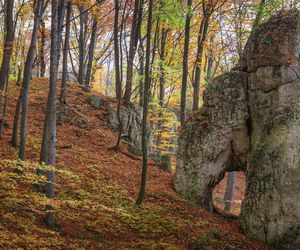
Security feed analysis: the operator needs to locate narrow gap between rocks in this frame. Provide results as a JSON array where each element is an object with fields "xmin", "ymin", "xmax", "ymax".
[{"xmin": 213, "ymin": 171, "xmax": 246, "ymax": 216}]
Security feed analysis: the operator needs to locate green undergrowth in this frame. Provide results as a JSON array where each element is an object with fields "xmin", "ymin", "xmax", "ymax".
[{"xmin": 0, "ymin": 160, "xmax": 188, "ymax": 249}]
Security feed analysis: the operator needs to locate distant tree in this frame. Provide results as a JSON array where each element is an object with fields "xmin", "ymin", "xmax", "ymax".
[{"xmin": 224, "ymin": 172, "xmax": 235, "ymax": 212}]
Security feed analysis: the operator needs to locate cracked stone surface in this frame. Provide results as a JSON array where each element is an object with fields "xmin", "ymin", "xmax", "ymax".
[
  {"xmin": 175, "ymin": 11, "xmax": 300, "ymax": 249},
  {"xmin": 108, "ymin": 103, "xmax": 153, "ymax": 155}
]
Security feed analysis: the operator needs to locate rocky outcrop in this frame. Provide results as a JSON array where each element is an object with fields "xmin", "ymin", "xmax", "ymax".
[
  {"xmin": 239, "ymin": 12, "xmax": 300, "ymax": 249},
  {"xmin": 108, "ymin": 104, "xmax": 153, "ymax": 155},
  {"xmin": 57, "ymin": 105, "xmax": 89, "ymax": 130},
  {"xmin": 175, "ymin": 72, "xmax": 250, "ymax": 210},
  {"xmin": 87, "ymin": 95, "xmax": 104, "ymax": 109},
  {"xmin": 175, "ymin": 11, "xmax": 300, "ymax": 249}
]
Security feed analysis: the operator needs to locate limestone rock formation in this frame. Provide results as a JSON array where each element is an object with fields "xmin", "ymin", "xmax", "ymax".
[
  {"xmin": 240, "ymin": 12, "xmax": 300, "ymax": 249},
  {"xmin": 87, "ymin": 95, "xmax": 104, "ymax": 109},
  {"xmin": 175, "ymin": 11, "xmax": 300, "ymax": 249},
  {"xmin": 108, "ymin": 104, "xmax": 153, "ymax": 155},
  {"xmin": 175, "ymin": 72, "xmax": 250, "ymax": 210}
]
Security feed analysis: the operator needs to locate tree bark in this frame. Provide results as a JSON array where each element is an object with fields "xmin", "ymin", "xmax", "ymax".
[
  {"xmin": 180, "ymin": 0, "xmax": 192, "ymax": 125},
  {"xmin": 156, "ymin": 27, "xmax": 168, "ymax": 148},
  {"xmin": 135, "ymin": 0, "xmax": 153, "ymax": 206},
  {"xmin": 18, "ymin": 0, "xmax": 45, "ymax": 160},
  {"xmin": 40, "ymin": 19, "xmax": 46, "ymax": 77},
  {"xmin": 224, "ymin": 171, "xmax": 235, "ymax": 212},
  {"xmin": 85, "ymin": 18, "xmax": 98, "ymax": 89},
  {"xmin": 192, "ymin": 13, "xmax": 209, "ymax": 111},
  {"xmin": 0, "ymin": 77, "xmax": 9, "ymax": 136},
  {"xmin": 159, "ymin": 28, "xmax": 168, "ymax": 108},
  {"xmin": 77, "ymin": 5, "xmax": 88, "ymax": 85},
  {"xmin": 0, "ymin": 0, "xmax": 15, "ymax": 129},
  {"xmin": 114, "ymin": 0, "xmax": 121, "ymax": 99},
  {"xmin": 12, "ymin": 94, "xmax": 22, "ymax": 147},
  {"xmin": 113, "ymin": 0, "xmax": 123, "ymax": 151},
  {"xmin": 40, "ymin": 0, "xmax": 61, "ymax": 229},
  {"xmin": 123, "ymin": 0, "xmax": 141, "ymax": 105},
  {"xmin": 138, "ymin": 36, "xmax": 144, "ymax": 107},
  {"xmin": 59, "ymin": 2, "xmax": 72, "ymax": 105},
  {"xmin": 0, "ymin": 0, "xmax": 15, "ymax": 93}
]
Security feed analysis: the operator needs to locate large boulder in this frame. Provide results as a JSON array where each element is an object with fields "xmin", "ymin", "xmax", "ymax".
[
  {"xmin": 108, "ymin": 103, "xmax": 153, "ymax": 155},
  {"xmin": 175, "ymin": 11, "xmax": 300, "ymax": 249}
]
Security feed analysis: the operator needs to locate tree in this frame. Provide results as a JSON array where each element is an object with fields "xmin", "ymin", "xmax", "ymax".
[
  {"xmin": 135, "ymin": 0, "xmax": 153, "ymax": 207},
  {"xmin": 123, "ymin": 0, "xmax": 142, "ymax": 105},
  {"xmin": 192, "ymin": 1, "xmax": 211, "ymax": 111},
  {"xmin": 60, "ymin": 1, "xmax": 72, "ymax": 105},
  {"xmin": 180, "ymin": 0, "xmax": 192, "ymax": 125},
  {"xmin": 40, "ymin": 0, "xmax": 61, "ymax": 228},
  {"xmin": 85, "ymin": 18, "xmax": 98, "ymax": 89},
  {"xmin": 113, "ymin": 0, "xmax": 123, "ymax": 152},
  {"xmin": 224, "ymin": 171, "xmax": 235, "ymax": 212},
  {"xmin": 39, "ymin": 19, "xmax": 46, "ymax": 77},
  {"xmin": 114, "ymin": 0, "xmax": 122, "ymax": 100},
  {"xmin": 0, "ymin": 0, "xmax": 15, "ymax": 135},
  {"xmin": 18, "ymin": 0, "xmax": 46, "ymax": 160}
]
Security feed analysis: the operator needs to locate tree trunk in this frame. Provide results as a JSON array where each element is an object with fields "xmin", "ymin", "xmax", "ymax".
[
  {"xmin": 123, "ymin": 0, "xmax": 141, "ymax": 105},
  {"xmin": 159, "ymin": 28, "xmax": 167, "ymax": 108},
  {"xmin": 114, "ymin": 0, "xmax": 121, "ymax": 99},
  {"xmin": 77, "ymin": 5, "xmax": 88, "ymax": 85},
  {"xmin": 85, "ymin": 18, "xmax": 98, "ymax": 89},
  {"xmin": 224, "ymin": 171, "xmax": 235, "ymax": 212},
  {"xmin": 59, "ymin": 2, "xmax": 72, "ymax": 105},
  {"xmin": 138, "ymin": 36, "xmax": 144, "ymax": 107},
  {"xmin": 135, "ymin": 0, "xmax": 153, "ymax": 206},
  {"xmin": 18, "ymin": 0, "xmax": 44, "ymax": 160},
  {"xmin": 180, "ymin": 0, "xmax": 192, "ymax": 125},
  {"xmin": 192, "ymin": 14, "xmax": 209, "ymax": 111},
  {"xmin": 12, "ymin": 94, "xmax": 22, "ymax": 147},
  {"xmin": 113, "ymin": 0, "xmax": 123, "ymax": 151},
  {"xmin": 0, "ymin": 0, "xmax": 15, "ymax": 95},
  {"xmin": 40, "ymin": 0, "xmax": 61, "ymax": 228},
  {"xmin": 40, "ymin": 19, "xmax": 46, "ymax": 77},
  {"xmin": 0, "ymin": 78, "xmax": 9, "ymax": 136},
  {"xmin": 156, "ymin": 27, "xmax": 168, "ymax": 148}
]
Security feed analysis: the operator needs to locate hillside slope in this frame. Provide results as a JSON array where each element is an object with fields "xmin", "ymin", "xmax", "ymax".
[{"xmin": 0, "ymin": 79, "xmax": 270, "ymax": 249}]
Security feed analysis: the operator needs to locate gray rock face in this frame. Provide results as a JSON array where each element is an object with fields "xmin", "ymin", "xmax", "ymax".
[
  {"xmin": 174, "ymin": 72, "xmax": 250, "ymax": 210},
  {"xmin": 240, "ymin": 12, "xmax": 300, "ymax": 249},
  {"xmin": 152, "ymin": 152, "xmax": 172, "ymax": 172},
  {"xmin": 175, "ymin": 12, "xmax": 300, "ymax": 249},
  {"xmin": 87, "ymin": 95, "xmax": 104, "ymax": 109},
  {"xmin": 107, "ymin": 104, "xmax": 153, "ymax": 155}
]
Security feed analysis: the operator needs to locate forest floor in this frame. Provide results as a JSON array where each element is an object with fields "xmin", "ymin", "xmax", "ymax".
[{"xmin": 0, "ymin": 79, "xmax": 270, "ymax": 249}]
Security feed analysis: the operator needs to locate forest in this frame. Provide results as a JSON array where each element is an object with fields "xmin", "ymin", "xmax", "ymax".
[{"xmin": 0, "ymin": 0, "xmax": 300, "ymax": 249}]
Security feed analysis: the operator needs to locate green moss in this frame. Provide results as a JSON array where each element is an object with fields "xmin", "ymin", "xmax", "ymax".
[
  {"xmin": 195, "ymin": 230, "xmax": 221, "ymax": 249},
  {"xmin": 195, "ymin": 220, "xmax": 209, "ymax": 227}
]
